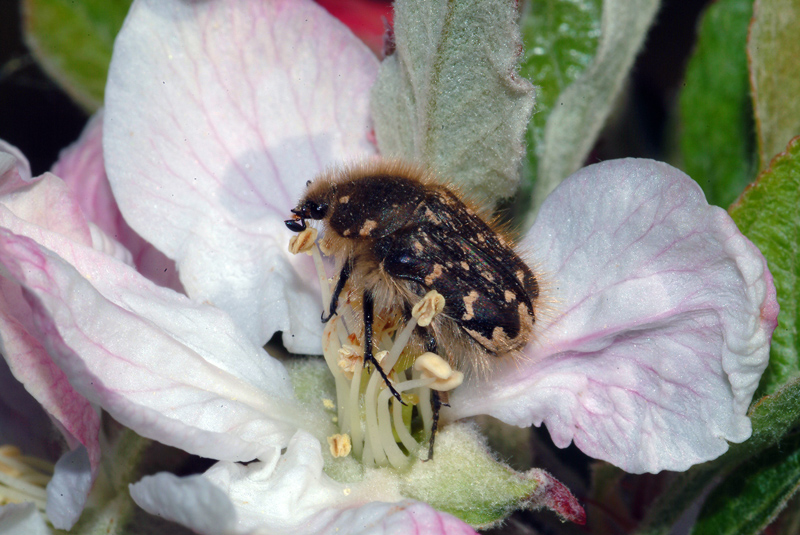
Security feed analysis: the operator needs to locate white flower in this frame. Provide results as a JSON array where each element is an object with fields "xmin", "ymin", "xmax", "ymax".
[{"xmin": 0, "ymin": 0, "xmax": 777, "ymax": 532}]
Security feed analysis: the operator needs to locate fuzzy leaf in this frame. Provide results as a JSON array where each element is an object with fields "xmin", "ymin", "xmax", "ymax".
[
  {"xmin": 729, "ymin": 137, "xmax": 800, "ymax": 395},
  {"xmin": 370, "ymin": 0, "xmax": 535, "ymax": 206},
  {"xmin": 748, "ymin": 0, "xmax": 800, "ymax": 169},
  {"xmin": 22, "ymin": 0, "xmax": 131, "ymax": 111},
  {"xmin": 691, "ymin": 433, "xmax": 800, "ymax": 535},
  {"xmin": 515, "ymin": 0, "xmax": 601, "ymax": 217},
  {"xmin": 678, "ymin": 0, "xmax": 756, "ymax": 208},
  {"xmin": 529, "ymin": 0, "xmax": 659, "ymax": 217}
]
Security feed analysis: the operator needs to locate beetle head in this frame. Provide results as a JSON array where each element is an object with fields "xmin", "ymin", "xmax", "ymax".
[{"xmin": 284, "ymin": 198, "xmax": 329, "ymax": 232}]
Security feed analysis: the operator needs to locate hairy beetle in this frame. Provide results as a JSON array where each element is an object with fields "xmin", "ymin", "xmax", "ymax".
[
  {"xmin": 285, "ymin": 160, "xmax": 540, "ymax": 455},
  {"xmin": 286, "ymin": 160, "xmax": 539, "ymax": 371}
]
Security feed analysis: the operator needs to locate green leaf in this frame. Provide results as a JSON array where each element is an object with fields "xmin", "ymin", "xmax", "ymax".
[
  {"xmin": 742, "ymin": 378, "xmax": 800, "ymax": 455},
  {"xmin": 677, "ymin": 0, "xmax": 756, "ymax": 208},
  {"xmin": 526, "ymin": 0, "xmax": 659, "ymax": 221},
  {"xmin": 691, "ymin": 433, "xmax": 800, "ymax": 535},
  {"xmin": 729, "ymin": 137, "xmax": 800, "ymax": 395},
  {"xmin": 514, "ymin": 0, "xmax": 602, "ymax": 222},
  {"xmin": 748, "ymin": 0, "xmax": 800, "ymax": 169},
  {"xmin": 22, "ymin": 0, "xmax": 132, "ymax": 111},
  {"xmin": 370, "ymin": 0, "xmax": 535, "ymax": 207}
]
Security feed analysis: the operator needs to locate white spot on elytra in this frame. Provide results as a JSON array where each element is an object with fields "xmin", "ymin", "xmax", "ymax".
[
  {"xmin": 462, "ymin": 290, "xmax": 479, "ymax": 321},
  {"xmin": 359, "ymin": 220, "xmax": 378, "ymax": 236},
  {"xmin": 425, "ymin": 264, "xmax": 445, "ymax": 285}
]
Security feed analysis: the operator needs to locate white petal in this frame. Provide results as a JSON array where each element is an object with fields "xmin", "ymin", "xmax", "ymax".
[
  {"xmin": 104, "ymin": 0, "xmax": 378, "ymax": 351},
  {"xmin": 46, "ymin": 446, "xmax": 92, "ymax": 529},
  {"xmin": 451, "ymin": 159, "xmax": 777, "ymax": 473},
  {"xmin": 129, "ymin": 472, "xmax": 237, "ymax": 534},
  {"xmin": 52, "ymin": 113, "xmax": 180, "ymax": 290},
  {"xmin": 0, "ymin": 503, "xmax": 51, "ymax": 535},
  {"xmin": 0, "ymin": 229, "xmax": 319, "ymax": 461},
  {"xmin": 131, "ymin": 430, "xmax": 476, "ymax": 535}
]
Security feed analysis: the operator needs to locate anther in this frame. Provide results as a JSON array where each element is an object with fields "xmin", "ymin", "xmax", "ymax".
[
  {"xmin": 337, "ymin": 345, "xmax": 362, "ymax": 379},
  {"xmin": 412, "ymin": 291, "xmax": 445, "ymax": 327},
  {"xmin": 288, "ymin": 227, "xmax": 318, "ymax": 255},
  {"xmin": 413, "ymin": 352, "xmax": 464, "ymax": 391},
  {"xmin": 327, "ymin": 434, "xmax": 352, "ymax": 458}
]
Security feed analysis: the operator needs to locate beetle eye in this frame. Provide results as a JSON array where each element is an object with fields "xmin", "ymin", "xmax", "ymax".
[{"xmin": 308, "ymin": 202, "xmax": 328, "ymax": 219}]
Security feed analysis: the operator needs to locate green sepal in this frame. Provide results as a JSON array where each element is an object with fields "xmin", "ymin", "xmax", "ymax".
[
  {"xmin": 748, "ymin": 0, "xmax": 800, "ymax": 169},
  {"xmin": 401, "ymin": 422, "xmax": 581, "ymax": 527},
  {"xmin": 371, "ymin": 0, "xmax": 535, "ymax": 207},
  {"xmin": 22, "ymin": 0, "xmax": 132, "ymax": 111},
  {"xmin": 54, "ymin": 428, "xmax": 150, "ymax": 535}
]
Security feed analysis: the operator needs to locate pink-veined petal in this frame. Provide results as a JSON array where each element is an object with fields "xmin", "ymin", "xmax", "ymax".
[
  {"xmin": 104, "ymin": 0, "xmax": 379, "ymax": 353},
  {"xmin": 52, "ymin": 113, "xmax": 182, "ymax": 290},
  {"xmin": 130, "ymin": 430, "xmax": 477, "ymax": 535},
  {"xmin": 450, "ymin": 159, "xmax": 777, "ymax": 473},
  {"xmin": 0, "ymin": 228, "xmax": 322, "ymax": 461},
  {"xmin": 0, "ymin": 164, "xmax": 101, "ymax": 528}
]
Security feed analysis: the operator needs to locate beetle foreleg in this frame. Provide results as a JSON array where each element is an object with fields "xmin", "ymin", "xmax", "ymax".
[{"xmin": 321, "ymin": 261, "xmax": 351, "ymax": 323}]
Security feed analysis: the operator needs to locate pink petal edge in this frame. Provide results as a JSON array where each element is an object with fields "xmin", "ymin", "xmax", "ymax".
[
  {"xmin": 451, "ymin": 159, "xmax": 777, "ymax": 474},
  {"xmin": 0, "ymin": 228, "xmax": 315, "ymax": 462}
]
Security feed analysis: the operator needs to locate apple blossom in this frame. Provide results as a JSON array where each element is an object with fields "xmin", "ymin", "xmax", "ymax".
[{"xmin": 0, "ymin": 0, "xmax": 778, "ymax": 532}]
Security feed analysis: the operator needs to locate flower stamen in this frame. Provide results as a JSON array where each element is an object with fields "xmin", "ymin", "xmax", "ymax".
[
  {"xmin": 290, "ymin": 235, "xmax": 459, "ymax": 470},
  {"xmin": 0, "ymin": 445, "xmax": 53, "ymax": 512},
  {"xmin": 414, "ymin": 352, "xmax": 464, "ymax": 391}
]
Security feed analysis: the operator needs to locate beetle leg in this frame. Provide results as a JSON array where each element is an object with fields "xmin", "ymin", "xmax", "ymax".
[
  {"xmin": 321, "ymin": 261, "xmax": 351, "ymax": 323},
  {"xmin": 422, "ymin": 335, "xmax": 445, "ymax": 461},
  {"xmin": 362, "ymin": 290, "xmax": 405, "ymax": 404},
  {"xmin": 424, "ymin": 390, "xmax": 448, "ymax": 461}
]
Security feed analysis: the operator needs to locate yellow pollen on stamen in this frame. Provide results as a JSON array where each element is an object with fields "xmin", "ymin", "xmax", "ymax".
[
  {"xmin": 413, "ymin": 352, "xmax": 464, "ymax": 391},
  {"xmin": 412, "ymin": 290, "xmax": 445, "ymax": 327},
  {"xmin": 337, "ymin": 345, "xmax": 363, "ymax": 379},
  {"xmin": 0, "ymin": 444, "xmax": 53, "ymax": 512},
  {"xmin": 327, "ymin": 434, "xmax": 352, "ymax": 457},
  {"xmin": 303, "ymin": 230, "xmax": 462, "ymax": 470},
  {"xmin": 288, "ymin": 227, "xmax": 318, "ymax": 255}
]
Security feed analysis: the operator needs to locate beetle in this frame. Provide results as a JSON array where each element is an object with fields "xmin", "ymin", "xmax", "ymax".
[{"xmin": 285, "ymin": 160, "xmax": 540, "ymax": 454}]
